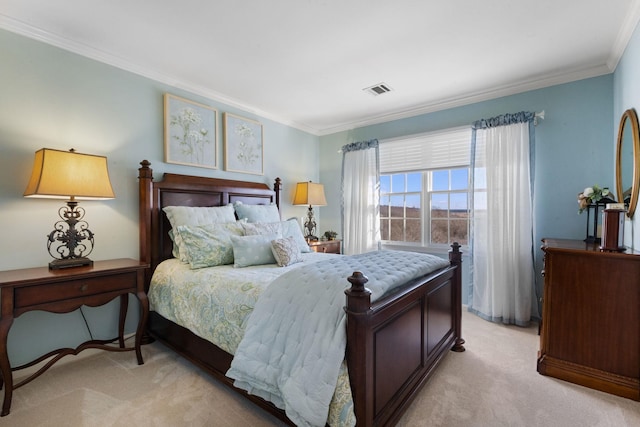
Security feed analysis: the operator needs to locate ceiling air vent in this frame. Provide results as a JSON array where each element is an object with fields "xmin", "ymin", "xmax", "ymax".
[{"xmin": 363, "ymin": 83, "xmax": 392, "ymax": 96}]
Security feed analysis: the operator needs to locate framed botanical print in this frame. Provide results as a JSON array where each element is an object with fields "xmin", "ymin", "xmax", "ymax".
[
  {"xmin": 164, "ymin": 93, "xmax": 218, "ymax": 169},
  {"xmin": 223, "ymin": 112, "xmax": 264, "ymax": 175}
]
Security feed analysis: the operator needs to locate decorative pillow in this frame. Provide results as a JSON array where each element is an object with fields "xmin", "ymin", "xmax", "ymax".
[
  {"xmin": 168, "ymin": 229, "xmax": 178, "ymax": 257},
  {"xmin": 233, "ymin": 201, "xmax": 280, "ymax": 223},
  {"xmin": 174, "ymin": 222, "xmax": 244, "ymax": 269},
  {"xmin": 242, "ymin": 219, "xmax": 309, "ymax": 253},
  {"xmin": 242, "ymin": 221, "xmax": 283, "ymax": 237},
  {"xmin": 163, "ymin": 205, "xmax": 236, "ymax": 261},
  {"xmin": 230, "ymin": 234, "xmax": 279, "ymax": 268},
  {"xmin": 271, "ymin": 236, "xmax": 304, "ymax": 267},
  {"xmin": 281, "ymin": 218, "xmax": 311, "ymax": 253}
]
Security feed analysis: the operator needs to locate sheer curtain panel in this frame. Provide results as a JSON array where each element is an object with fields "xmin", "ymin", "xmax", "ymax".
[
  {"xmin": 341, "ymin": 139, "xmax": 380, "ymax": 255},
  {"xmin": 470, "ymin": 112, "xmax": 536, "ymax": 326}
]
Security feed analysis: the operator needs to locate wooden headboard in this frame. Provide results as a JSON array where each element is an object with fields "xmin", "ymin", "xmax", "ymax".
[{"xmin": 138, "ymin": 160, "xmax": 281, "ymax": 290}]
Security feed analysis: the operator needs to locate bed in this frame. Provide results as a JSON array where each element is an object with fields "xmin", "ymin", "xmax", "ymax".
[{"xmin": 137, "ymin": 160, "xmax": 465, "ymax": 426}]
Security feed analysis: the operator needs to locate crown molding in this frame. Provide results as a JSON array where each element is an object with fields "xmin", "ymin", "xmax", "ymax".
[
  {"xmin": 0, "ymin": 13, "xmax": 626, "ymax": 138},
  {"xmin": 0, "ymin": 14, "xmax": 319, "ymax": 135},
  {"xmin": 607, "ymin": 0, "xmax": 640, "ymax": 70},
  {"xmin": 317, "ymin": 64, "xmax": 613, "ymax": 136}
]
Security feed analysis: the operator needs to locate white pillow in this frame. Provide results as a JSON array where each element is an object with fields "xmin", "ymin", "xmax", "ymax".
[
  {"xmin": 163, "ymin": 204, "xmax": 236, "ymax": 261},
  {"xmin": 242, "ymin": 219, "xmax": 309, "ymax": 253},
  {"xmin": 281, "ymin": 218, "xmax": 311, "ymax": 253},
  {"xmin": 233, "ymin": 201, "xmax": 280, "ymax": 223},
  {"xmin": 242, "ymin": 221, "xmax": 283, "ymax": 237}
]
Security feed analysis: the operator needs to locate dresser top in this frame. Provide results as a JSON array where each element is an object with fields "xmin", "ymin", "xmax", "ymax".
[{"xmin": 541, "ymin": 238, "xmax": 640, "ymax": 256}]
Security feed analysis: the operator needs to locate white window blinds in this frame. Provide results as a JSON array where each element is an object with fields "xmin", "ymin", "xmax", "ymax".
[{"xmin": 379, "ymin": 126, "xmax": 471, "ymax": 173}]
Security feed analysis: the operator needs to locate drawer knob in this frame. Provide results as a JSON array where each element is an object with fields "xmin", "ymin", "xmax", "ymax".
[{"xmin": 80, "ymin": 284, "xmax": 88, "ymax": 292}]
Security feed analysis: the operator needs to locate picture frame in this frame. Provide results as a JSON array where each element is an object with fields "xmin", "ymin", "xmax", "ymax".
[
  {"xmin": 164, "ymin": 93, "xmax": 218, "ymax": 169},
  {"xmin": 223, "ymin": 112, "xmax": 264, "ymax": 175}
]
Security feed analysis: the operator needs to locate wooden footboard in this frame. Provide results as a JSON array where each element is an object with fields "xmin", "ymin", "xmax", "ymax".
[
  {"xmin": 345, "ymin": 243, "xmax": 464, "ymax": 426},
  {"xmin": 138, "ymin": 161, "xmax": 464, "ymax": 427}
]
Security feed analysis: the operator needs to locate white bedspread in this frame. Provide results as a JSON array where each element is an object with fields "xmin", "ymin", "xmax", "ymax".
[{"xmin": 226, "ymin": 250, "xmax": 450, "ymax": 427}]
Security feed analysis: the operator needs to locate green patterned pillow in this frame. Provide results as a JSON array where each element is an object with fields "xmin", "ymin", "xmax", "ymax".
[
  {"xmin": 163, "ymin": 204, "xmax": 236, "ymax": 261},
  {"xmin": 175, "ymin": 222, "xmax": 244, "ymax": 269},
  {"xmin": 271, "ymin": 236, "xmax": 303, "ymax": 267},
  {"xmin": 230, "ymin": 234, "xmax": 279, "ymax": 267}
]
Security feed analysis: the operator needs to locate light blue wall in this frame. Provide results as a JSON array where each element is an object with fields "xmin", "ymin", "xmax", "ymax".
[
  {"xmin": 2, "ymin": 19, "xmax": 629, "ymax": 363},
  {"xmin": 614, "ymin": 21, "xmax": 640, "ymax": 250},
  {"xmin": 319, "ymin": 75, "xmax": 615, "ymax": 309},
  {"xmin": 0, "ymin": 29, "xmax": 320, "ymax": 365}
]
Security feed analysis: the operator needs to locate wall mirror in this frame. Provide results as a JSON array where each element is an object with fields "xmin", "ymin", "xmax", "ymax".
[{"xmin": 615, "ymin": 108, "xmax": 640, "ymax": 218}]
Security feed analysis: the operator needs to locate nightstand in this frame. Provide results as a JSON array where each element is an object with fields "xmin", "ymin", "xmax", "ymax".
[
  {"xmin": 0, "ymin": 258, "xmax": 149, "ymax": 416},
  {"xmin": 308, "ymin": 239, "xmax": 342, "ymax": 254}
]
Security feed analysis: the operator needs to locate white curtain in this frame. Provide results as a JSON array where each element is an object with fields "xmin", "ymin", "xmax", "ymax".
[
  {"xmin": 470, "ymin": 113, "xmax": 535, "ymax": 326},
  {"xmin": 341, "ymin": 139, "xmax": 380, "ymax": 255}
]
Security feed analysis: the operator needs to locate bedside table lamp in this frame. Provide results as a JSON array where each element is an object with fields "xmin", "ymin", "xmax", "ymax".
[
  {"xmin": 293, "ymin": 181, "xmax": 327, "ymax": 241},
  {"xmin": 23, "ymin": 148, "xmax": 115, "ymax": 269}
]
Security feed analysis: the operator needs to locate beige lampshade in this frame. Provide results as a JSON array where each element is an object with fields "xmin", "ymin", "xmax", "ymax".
[
  {"xmin": 24, "ymin": 148, "xmax": 115, "ymax": 200},
  {"xmin": 293, "ymin": 181, "xmax": 327, "ymax": 206}
]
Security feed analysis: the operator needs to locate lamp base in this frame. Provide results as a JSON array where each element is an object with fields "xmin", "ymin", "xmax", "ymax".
[
  {"xmin": 303, "ymin": 205, "xmax": 318, "ymax": 241},
  {"xmin": 46, "ymin": 199, "xmax": 96, "ymax": 270},
  {"xmin": 49, "ymin": 257, "xmax": 93, "ymax": 270}
]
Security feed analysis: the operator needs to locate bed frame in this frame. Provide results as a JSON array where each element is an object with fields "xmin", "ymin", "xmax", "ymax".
[{"xmin": 138, "ymin": 160, "xmax": 465, "ymax": 426}]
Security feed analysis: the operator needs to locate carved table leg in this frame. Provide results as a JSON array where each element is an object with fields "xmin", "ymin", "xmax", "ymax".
[
  {"xmin": 118, "ymin": 294, "xmax": 128, "ymax": 348},
  {"xmin": 0, "ymin": 315, "xmax": 14, "ymax": 416},
  {"xmin": 135, "ymin": 290, "xmax": 149, "ymax": 365}
]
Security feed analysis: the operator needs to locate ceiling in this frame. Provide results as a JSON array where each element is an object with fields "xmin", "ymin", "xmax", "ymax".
[{"xmin": 2, "ymin": 1, "xmax": 639, "ymax": 135}]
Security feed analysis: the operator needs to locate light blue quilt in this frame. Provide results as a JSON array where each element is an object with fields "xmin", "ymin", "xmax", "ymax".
[{"xmin": 226, "ymin": 250, "xmax": 450, "ymax": 427}]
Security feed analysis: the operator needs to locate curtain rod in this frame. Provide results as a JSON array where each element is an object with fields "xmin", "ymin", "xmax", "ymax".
[{"xmin": 338, "ymin": 110, "xmax": 547, "ymax": 152}]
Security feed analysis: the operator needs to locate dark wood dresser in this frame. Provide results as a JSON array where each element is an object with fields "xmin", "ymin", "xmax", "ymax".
[{"xmin": 538, "ymin": 238, "xmax": 639, "ymax": 400}]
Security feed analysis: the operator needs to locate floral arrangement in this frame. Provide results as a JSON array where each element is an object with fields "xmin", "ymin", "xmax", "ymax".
[{"xmin": 577, "ymin": 185, "xmax": 613, "ymax": 213}]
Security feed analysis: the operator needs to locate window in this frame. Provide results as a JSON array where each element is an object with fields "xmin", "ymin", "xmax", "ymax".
[
  {"xmin": 379, "ymin": 127, "xmax": 471, "ymax": 248},
  {"xmin": 380, "ymin": 173, "xmax": 422, "ymax": 243},
  {"xmin": 430, "ymin": 168, "xmax": 469, "ymax": 245}
]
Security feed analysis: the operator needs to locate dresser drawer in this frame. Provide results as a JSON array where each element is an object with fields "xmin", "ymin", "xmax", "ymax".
[
  {"xmin": 14, "ymin": 272, "xmax": 137, "ymax": 309},
  {"xmin": 309, "ymin": 240, "xmax": 341, "ymax": 254}
]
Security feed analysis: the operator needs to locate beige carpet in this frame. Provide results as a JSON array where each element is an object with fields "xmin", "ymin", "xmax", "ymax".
[{"xmin": 5, "ymin": 310, "xmax": 640, "ymax": 426}]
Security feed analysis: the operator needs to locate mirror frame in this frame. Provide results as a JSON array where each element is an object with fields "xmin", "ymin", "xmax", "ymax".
[{"xmin": 615, "ymin": 108, "xmax": 640, "ymax": 218}]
